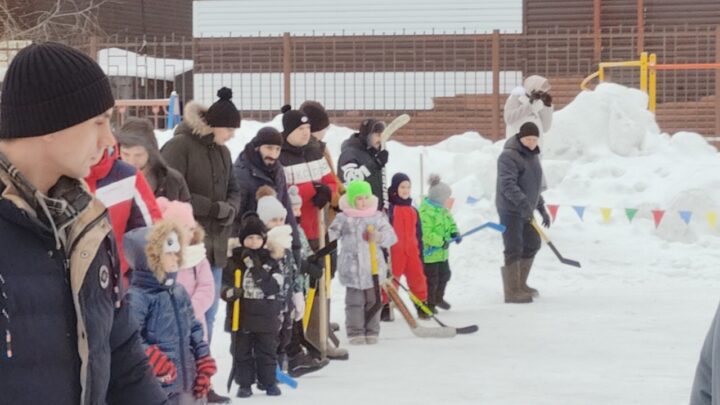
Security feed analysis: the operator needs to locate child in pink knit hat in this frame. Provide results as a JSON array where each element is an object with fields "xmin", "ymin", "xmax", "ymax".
[{"xmin": 157, "ymin": 197, "xmax": 215, "ymax": 342}]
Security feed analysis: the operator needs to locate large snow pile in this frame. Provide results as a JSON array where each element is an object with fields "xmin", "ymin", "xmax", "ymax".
[{"xmin": 155, "ymin": 84, "xmax": 720, "ymax": 404}]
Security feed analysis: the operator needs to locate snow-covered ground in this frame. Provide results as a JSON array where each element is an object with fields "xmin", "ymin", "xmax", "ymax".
[{"xmin": 157, "ymin": 83, "xmax": 720, "ymax": 404}]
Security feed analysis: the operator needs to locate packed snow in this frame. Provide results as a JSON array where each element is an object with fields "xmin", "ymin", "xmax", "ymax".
[{"xmin": 156, "ymin": 83, "xmax": 720, "ymax": 404}]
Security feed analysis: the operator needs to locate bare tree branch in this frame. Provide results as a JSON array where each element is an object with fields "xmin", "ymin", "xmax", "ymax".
[{"xmin": 0, "ymin": 0, "xmax": 111, "ymax": 43}]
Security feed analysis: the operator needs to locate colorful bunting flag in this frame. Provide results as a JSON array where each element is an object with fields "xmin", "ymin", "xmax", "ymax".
[
  {"xmin": 600, "ymin": 208, "xmax": 613, "ymax": 223},
  {"xmin": 651, "ymin": 210, "xmax": 665, "ymax": 228},
  {"xmin": 679, "ymin": 211, "xmax": 692, "ymax": 225},
  {"xmin": 572, "ymin": 206, "xmax": 586, "ymax": 221},
  {"xmin": 625, "ymin": 208, "xmax": 639, "ymax": 223},
  {"xmin": 547, "ymin": 204, "xmax": 559, "ymax": 223},
  {"xmin": 708, "ymin": 212, "xmax": 718, "ymax": 229},
  {"xmin": 466, "ymin": 195, "xmax": 480, "ymax": 205}
]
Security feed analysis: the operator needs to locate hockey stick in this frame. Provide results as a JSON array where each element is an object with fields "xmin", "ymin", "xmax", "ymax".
[
  {"xmin": 531, "ymin": 220, "xmax": 582, "ymax": 268},
  {"xmin": 381, "ymin": 113, "xmax": 411, "ymax": 144},
  {"xmin": 424, "ymin": 221, "xmax": 506, "ymax": 256},
  {"xmin": 276, "ymin": 365, "xmax": 298, "ymax": 389},
  {"xmin": 381, "ymin": 280, "xmax": 456, "ymax": 338},
  {"xmin": 393, "ymin": 279, "xmax": 478, "ymax": 334},
  {"xmin": 365, "ymin": 225, "xmax": 384, "ymax": 321}
]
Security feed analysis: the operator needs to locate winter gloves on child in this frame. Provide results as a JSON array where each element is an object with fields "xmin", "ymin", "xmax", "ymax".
[
  {"xmin": 312, "ymin": 182, "xmax": 332, "ymax": 208},
  {"xmin": 223, "ymin": 286, "xmax": 244, "ymax": 301},
  {"xmin": 292, "ymin": 292, "xmax": 306, "ymax": 321},
  {"xmin": 301, "ymin": 257, "xmax": 324, "ymax": 280},
  {"xmin": 266, "ymin": 225, "xmax": 293, "ymax": 259},
  {"xmin": 145, "ymin": 345, "xmax": 178, "ymax": 384},
  {"xmin": 375, "ymin": 149, "xmax": 389, "ymax": 167},
  {"xmin": 193, "ymin": 355, "xmax": 218, "ymax": 398}
]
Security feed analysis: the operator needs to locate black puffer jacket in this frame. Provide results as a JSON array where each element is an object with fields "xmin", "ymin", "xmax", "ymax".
[
  {"xmin": 161, "ymin": 101, "xmax": 242, "ymax": 267},
  {"xmin": 337, "ymin": 133, "xmax": 385, "ymax": 210},
  {"xmin": 0, "ymin": 185, "xmax": 167, "ymax": 404},
  {"xmin": 495, "ymin": 134, "xmax": 546, "ymax": 219}
]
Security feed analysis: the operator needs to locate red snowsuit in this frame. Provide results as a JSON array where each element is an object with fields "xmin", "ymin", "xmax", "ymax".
[{"xmin": 388, "ymin": 203, "xmax": 428, "ymax": 301}]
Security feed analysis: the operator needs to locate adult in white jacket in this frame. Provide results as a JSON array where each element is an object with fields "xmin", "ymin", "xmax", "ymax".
[{"xmin": 504, "ymin": 75, "xmax": 554, "ymax": 138}]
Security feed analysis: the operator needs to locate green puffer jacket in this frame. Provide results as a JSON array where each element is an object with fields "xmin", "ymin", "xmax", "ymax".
[{"xmin": 419, "ymin": 198, "xmax": 458, "ymax": 264}]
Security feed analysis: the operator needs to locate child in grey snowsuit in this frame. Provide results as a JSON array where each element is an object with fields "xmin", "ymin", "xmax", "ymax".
[{"xmin": 329, "ymin": 180, "xmax": 397, "ymax": 345}]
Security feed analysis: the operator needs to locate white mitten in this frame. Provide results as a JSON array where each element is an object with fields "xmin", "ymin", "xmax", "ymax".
[
  {"xmin": 292, "ymin": 292, "xmax": 306, "ymax": 321},
  {"xmin": 531, "ymin": 99, "xmax": 544, "ymax": 114},
  {"xmin": 267, "ymin": 225, "xmax": 292, "ymax": 250}
]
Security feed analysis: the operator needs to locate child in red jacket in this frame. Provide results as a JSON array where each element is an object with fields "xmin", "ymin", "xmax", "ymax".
[{"xmin": 387, "ymin": 173, "xmax": 428, "ymax": 318}]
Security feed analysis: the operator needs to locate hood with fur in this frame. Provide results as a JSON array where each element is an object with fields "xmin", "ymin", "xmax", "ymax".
[{"xmin": 177, "ymin": 101, "xmax": 213, "ymax": 137}]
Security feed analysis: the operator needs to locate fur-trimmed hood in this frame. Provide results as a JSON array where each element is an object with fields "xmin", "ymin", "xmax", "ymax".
[
  {"xmin": 124, "ymin": 221, "xmax": 185, "ymax": 284},
  {"xmin": 176, "ymin": 101, "xmax": 213, "ymax": 137}
]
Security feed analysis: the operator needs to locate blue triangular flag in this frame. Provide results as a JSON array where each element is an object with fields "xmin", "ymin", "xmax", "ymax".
[
  {"xmin": 679, "ymin": 210, "xmax": 693, "ymax": 225},
  {"xmin": 466, "ymin": 196, "xmax": 480, "ymax": 205},
  {"xmin": 572, "ymin": 206, "xmax": 586, "ymax": 221}
]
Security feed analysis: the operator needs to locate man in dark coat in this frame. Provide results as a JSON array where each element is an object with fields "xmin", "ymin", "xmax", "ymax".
[
  {"xmin": 495, "ymin": 122, "xmax": 552, "ymax": 304},
  {"xmin": 0, "ymin": 42, "xmax": 167, "ymax": 404},
  {"xmin": 337, "ymin": 118, "xmax": 389, "ymax": 210},
  {"xmin": 233, "ymin": 126, "xmax": 300, "ymax": 256},
  {"xmin": 161, "ymin": 87, "xmax": 241, "ymax": 404},
  {"xmin": 117, "ymin": 117, "xmax": 191, "ymax": 202}
]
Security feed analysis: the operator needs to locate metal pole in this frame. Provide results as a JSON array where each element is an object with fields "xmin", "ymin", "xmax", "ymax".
[
  {"xmin": 283, "ymin": 33, "xmax": 292, "ymax": 105},
  {"xmin": 492, "ymin": 29, "xmax": 501, "ymax": 140}
]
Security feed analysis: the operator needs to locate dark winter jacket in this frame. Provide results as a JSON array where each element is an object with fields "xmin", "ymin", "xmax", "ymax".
[
  {"xmin": 691, "ymin": 301, "xmax": 720, "ymax": 405},
  {"xmin": 279, "ymin": 141, "xmax": 339, "ymax": 241},
  {"xmin": 162, "ymin": 101, "xmax": 242, "ymax": 267},
  {"xmin": 233, "ymin": 142, "xmax": 300, "ymax": 252},
  {"xmin": 117, "ymin": 131, "xmax": 191, "ymax": 203},
  {"xmin": 221, "ymin": 247, "xmax": 284, "ymax": 334},
  {"xmin": 337, "ymin": 133, "xmax": 385, "ymax": 210},
  {"xmin": 0, "ymin": 181, "xmax": 167, "ymax": 404},
  {"xmin": 124, "ymin": 228, "xmax": 210, "ymax": 396},
  {"xmin": 495, "ymin": 134, "xmax": 546, "ymax": 219}
]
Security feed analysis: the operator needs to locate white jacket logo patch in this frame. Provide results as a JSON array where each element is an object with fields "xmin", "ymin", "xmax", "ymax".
[
  {"xmin": 99, "ymin": 265, "xmax": 110, "ymax": 289},
  {"xmin": 340, "ymin": 163, "xmax": 370, "ymax": 183}
]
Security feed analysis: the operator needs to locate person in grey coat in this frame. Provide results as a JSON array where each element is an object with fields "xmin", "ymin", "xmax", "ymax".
[
  {"xmin": 691, "ymin": 302, "xmax": 720, "ymax": 405},
  {"xmin": 495, "ymin": 122, "xmax": 551, "ymax": 304},
  {"xmin": 328, "ymin": 180, "xmax": 397, "ymax": 345}
]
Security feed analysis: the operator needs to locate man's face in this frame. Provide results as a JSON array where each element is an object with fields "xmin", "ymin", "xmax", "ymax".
[
  {"xmin": 258, "ymin": 144, "xmax": 281, "ymax": 166},
  {"xmin": 212, "ymin": 127, "xmax": 235, "ymax": 145},
  {"xmin": 120, "ymin": 145, "xmax": 150, "ymax": 171},
  {"xmin": 369, "ymin": 132, "xmax": 382, "ymax": 149},
  {"xmin": 312, "ymin": 128, "xmax": 328, "ymax": 142},
  {"xmin": 43, "ymin": 109, "xmax": 115, "ymax": 179},
  {"xmin": 286, "ymin": 124, "xmax": 311, "ymax": 147},
  {"xmin": 520, "ymin": 136, "xmax": 539, "ymax": 151}
]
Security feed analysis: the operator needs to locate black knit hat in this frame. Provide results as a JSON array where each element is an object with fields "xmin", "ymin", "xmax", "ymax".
[
  {"xmin": 299, "ymin": 100, "xmax": 330, "ymax": 133},
  {"xmin": 238, "ymin": 212, "xmax": 267, "ymax": 245},
  {"xmin": 0, "ymin": 42, "xmax": 115, "ymax": 139},
  {"xmin": 252, "ymin": 126, "xmax": 283, "ymax": 147},
  {"xmin": 518, "ymin": 122, "xmax": 540, "ymax": 139},
  {"xmin": 281, "ymin": 105, "xmax": 310, "ymax": 137},
  {"xmin": 205, "ymin": 87, "xmax": 241, "ymax": 128}
]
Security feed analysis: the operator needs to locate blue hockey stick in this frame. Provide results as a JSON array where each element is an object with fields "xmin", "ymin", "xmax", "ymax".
[
  {"xmin": 276, "ymin": 365, "xmax": 298, "ymax": 389},
  {"xmin": 424, "ymin": 222, "xmax": 506, "ymax": 256}
]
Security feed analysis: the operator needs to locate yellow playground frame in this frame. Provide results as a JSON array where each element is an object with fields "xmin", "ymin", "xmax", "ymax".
[{"xmin": 581, "ymin": 52, "xmax": 720, "ymax": 113}]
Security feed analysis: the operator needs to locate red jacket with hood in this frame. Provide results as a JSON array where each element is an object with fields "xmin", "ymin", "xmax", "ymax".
[{"xmin": 85, "ymin": 146, "xmax": 162, "ymax": 287}]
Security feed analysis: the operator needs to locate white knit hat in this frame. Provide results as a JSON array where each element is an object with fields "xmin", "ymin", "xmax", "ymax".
[{"xmin": 257, "ymin": 196, "xmax": 287, "ymax": 225}]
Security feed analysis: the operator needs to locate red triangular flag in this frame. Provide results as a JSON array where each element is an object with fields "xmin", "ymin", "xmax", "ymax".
[
  {"xmin": 652, "ymin": 210, "xmax": 665, "ymax": 228},
  {"xmin": 547, "ymin": 204, "xmax": 559, "ymax": 223}
]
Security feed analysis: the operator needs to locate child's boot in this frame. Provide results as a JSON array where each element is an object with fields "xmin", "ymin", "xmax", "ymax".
[
  {"xmin": 237, "ymin": 386, "xmax": 253, "ymax": 398},
  {"xmin": 265, "ymin": 384, "xmax": 282, "ymax": 396}
]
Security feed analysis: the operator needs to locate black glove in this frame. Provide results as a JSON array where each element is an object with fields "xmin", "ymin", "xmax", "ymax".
[
  {"xmin": 529, "ymin": 90, "xmax": 543, "ymax": 101},
  {"xmin": 311, "ymin": 182, "xmax": 332, "ymax": 208},
  {"xmin": 451, "ymin": 232, "xmax": 462, "ymax": 244},
  {"xmin": 538, "ymin": 206, "xmax": 552, "ymax": 228},
  {"xmin": 223, "ymin": 287, "xmax": 243, "ymax": 301},
  {"xmin": 540, "ymin": 92, "xmax": 552, "ymax": 107},
  {"xmin": 376, "ymin": 149, "xmax": 389, "ymax": 167},
  {"xmin": 210, "ymin": 201, "xmax": 236, "ymax": 222},
  {"xmin": 301, "ymin": 258, "xmax": 324, "ymax": 280}
]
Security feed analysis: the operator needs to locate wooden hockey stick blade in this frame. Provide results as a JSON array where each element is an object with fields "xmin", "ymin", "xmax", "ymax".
[
  {"xmin": 381, "ymin": 280, "xmax": 456, "ymax": 338},
  {"xmin": 547, "ymin": 241, "xmax": 582, "ymax": 268},
  {"xmin": 381, "ymin": 114, "xmax": 411, "ymax": 143}
]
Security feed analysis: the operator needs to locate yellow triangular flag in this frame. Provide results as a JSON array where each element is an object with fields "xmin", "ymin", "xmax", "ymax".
[
  {"xmin": 707, "ymin": 212, "xmax": 718, "ymax": 229},
  {"xmin": 600, "ymin": 207, "xmax": 612, "ymax": 223}
]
